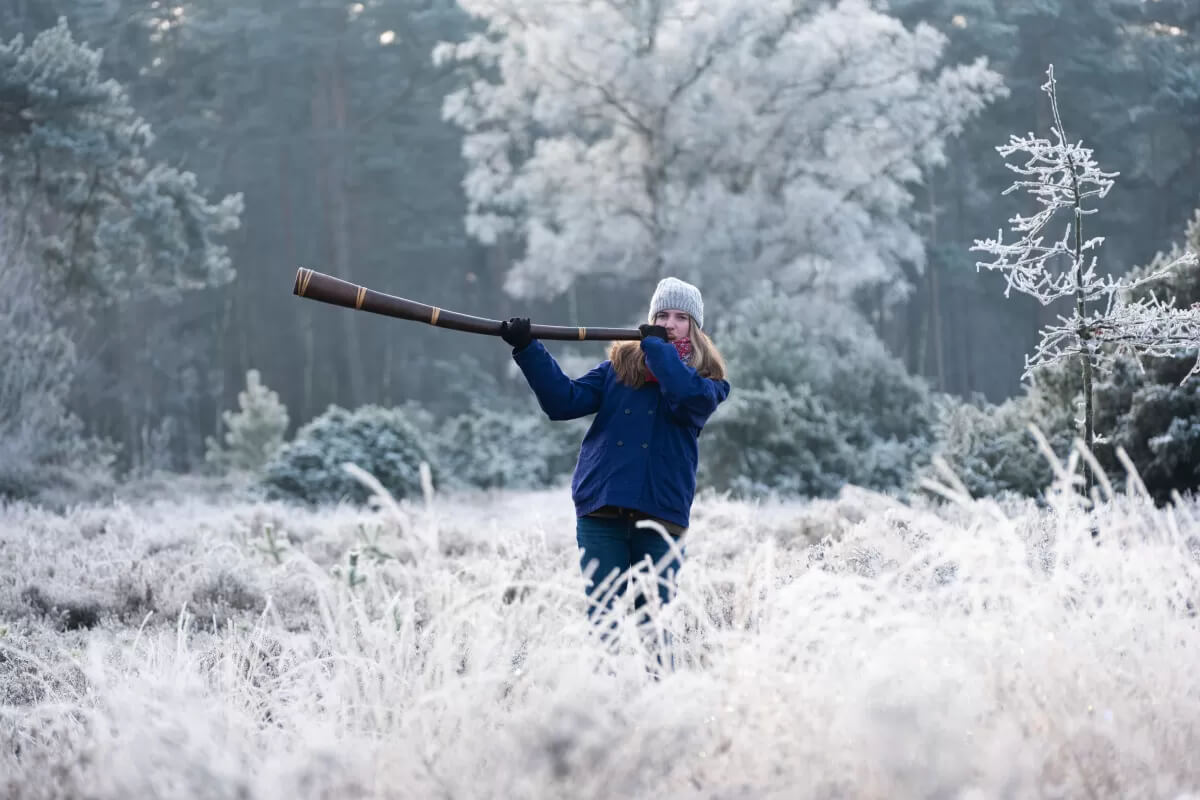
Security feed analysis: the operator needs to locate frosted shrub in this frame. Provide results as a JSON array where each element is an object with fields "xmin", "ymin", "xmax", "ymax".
[
  {"xmin": 702, "ymin": 284, "xmax": 935, "ymax": 497},
  {"xmin": 426, "ymin": 352, "xmax": 508, "ymax": 417},
  {"xmin": 923, "ymin": 388, "xmax": 1075, "ymax": 499},
  {"xmin": 1100, "ymin": 370, "xmax": 1200, "ymax": 503},
  {"xmin": 1088, "ymin": 209, "xmax": 1200, "ymax": 503},
  {"xmin": 205, "ymin": 369, "xmax": 290, "ymax": 474},
  {"xmin": 435, "ymin": 409, "xmax": 585, "ymax": 491},
  {"xmin": 261, "ymin": 405, "xmax": 435, "ymax": 505},
  {"xmin": 1027, "ymin": 347, "xmax": 1200, "ymax": 506}
]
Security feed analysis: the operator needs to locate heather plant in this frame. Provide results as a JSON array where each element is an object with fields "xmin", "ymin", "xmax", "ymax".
[{"xmin": 0, "ymin": 452, "xmax": 1197, "ymax": 798}]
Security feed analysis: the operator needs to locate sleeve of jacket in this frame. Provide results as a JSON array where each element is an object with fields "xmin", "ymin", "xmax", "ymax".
[
  {"xmin": 641, "ymin": 337, "xmax": 731, "ymax": 429},
  {"xmin": 512, "ymin": 340, "xmax": 607, "ymax": 420}
]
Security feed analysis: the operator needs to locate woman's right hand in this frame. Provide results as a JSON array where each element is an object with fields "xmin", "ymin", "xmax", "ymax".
[
  {"xmin": 639, "ymin": 323, "xmax": 669, "ymax": 341},
  {"xmin": 500, "ymin": 317, "xmax": 533, "ymax": 350}
]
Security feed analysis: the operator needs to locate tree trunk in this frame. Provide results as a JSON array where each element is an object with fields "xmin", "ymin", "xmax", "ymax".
[
  {"xmin": 927, "ymin": 180, "xmax": 946, "ymax": 392},
  {"xmin": 962, "ymin": 286, "xmax": 977, "ymax": 395},
  {"xmin": 1068, "ymin": 154, "xmax": 1095, "ymax": 495},
  {"xmin": 328, "ymin": 41, "xmax": 367, "ymax": 407},
  {"xmin": 908, "ymin": 279, "xmax": 927, "ymax": 378},
  {"xmin": 279, "ymin": 142, "xmax": 312, "ymax": 423},
  {"xmin": 216, "ymin": 292, "xmax": 233, "ymax": 440}
]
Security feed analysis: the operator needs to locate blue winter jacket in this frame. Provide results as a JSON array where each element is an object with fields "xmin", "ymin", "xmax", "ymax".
[{"xmin": 513, "ymin": 336, "xmax": 730, "ymax": 529}]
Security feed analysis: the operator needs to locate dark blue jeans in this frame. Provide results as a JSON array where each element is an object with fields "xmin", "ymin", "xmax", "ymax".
[{"xmin": 575, "ymin": 514, "xmax": 686, "ymax": 628}]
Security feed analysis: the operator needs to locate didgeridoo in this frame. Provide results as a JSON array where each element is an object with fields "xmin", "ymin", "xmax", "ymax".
[{"xmin": 292, "ymin": 268, "xmax": 641, "ymax": 341}]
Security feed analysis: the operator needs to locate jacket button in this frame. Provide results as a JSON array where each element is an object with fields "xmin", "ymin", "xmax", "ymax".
[
  {"xmin": 625, "ymin": 409, "xmax": 631, "ymax": 414},
  {"xmin": 617, "ymin": 440, "xmax": 623, "ymax": 446},
  {"xmin": 648, "ymin": 410, "xmax": 654, "ymax": 415},
  {"xmin": 641, "ymin": 443, "xmax": 648, "ymax": 449}
]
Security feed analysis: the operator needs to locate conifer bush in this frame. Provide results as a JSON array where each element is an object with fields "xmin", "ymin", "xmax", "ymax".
[
  {"xmin": 923, "ymin": 387, "xmax": 1076, "ymax": 499},
  {"xmin": 205, "ymin": 369, "xmax": 290, "ymax": 474},
  {"xmin": 261, "ymin": 405, "xmax": 435, "ymax": 505},
  {"xmin": 1090, "ymin": 210, "xmax": 1200, "ymax": 503}
]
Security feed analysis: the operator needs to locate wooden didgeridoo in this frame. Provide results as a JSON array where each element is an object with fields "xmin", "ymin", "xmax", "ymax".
[{"xmin": 292, "ymin": 268, "xmax": 642, "ymax": 341}]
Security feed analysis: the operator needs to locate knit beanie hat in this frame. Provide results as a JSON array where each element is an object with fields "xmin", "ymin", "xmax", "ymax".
[{"xmin": 647, "ymin": 277, "xmax": 704, "ymax": 330}]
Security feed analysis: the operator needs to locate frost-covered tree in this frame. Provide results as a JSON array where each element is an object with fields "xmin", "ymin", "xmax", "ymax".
[
  {"xmin": 0, "ymin": 213, "xmax": 115, "ymax": 502},
  {"xmin": 972, "ymin": 65, "xmax": 1200, "ymax": 459},
  {"xmin": 438, "ymin": 0, "xmax": 1005, "ymax": 306},
  {"xmin": 0, "ymin": 18, "xmax": 242, "ymax": 306},
  {"xmin": 0, "ymin": 17, "xmax": 244, "ymax": 473},
  {"xmin": 205, "ymin": 370, "xmax": 290, "ymax": 475},
  {"xmin": 938, "ymin": 205, "xmax": 1200, "ymax": 504}
]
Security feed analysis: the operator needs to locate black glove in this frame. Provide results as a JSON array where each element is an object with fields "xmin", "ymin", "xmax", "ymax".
[
  {"xmin": 500, "ymin": 317, "xmax": 533, "ymax": 350},
  {"xmin": 639, "ymin": 323, "xmax": 669, "ymax": 341}
]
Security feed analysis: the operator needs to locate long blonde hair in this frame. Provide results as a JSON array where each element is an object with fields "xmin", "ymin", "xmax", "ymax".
[{"xmin": 608, "ymin": 325, "xmax": 727, "ymax": 389}]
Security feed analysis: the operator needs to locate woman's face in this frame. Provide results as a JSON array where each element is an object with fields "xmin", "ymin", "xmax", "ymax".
[{"xmin": 654, "ymin": 309, "xmax": 692, "ymax": 341}]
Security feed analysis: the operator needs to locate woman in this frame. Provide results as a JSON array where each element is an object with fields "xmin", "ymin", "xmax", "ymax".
[{"xmin": 500, "ymin": 277, "xmax": 730, "ymax": 637}]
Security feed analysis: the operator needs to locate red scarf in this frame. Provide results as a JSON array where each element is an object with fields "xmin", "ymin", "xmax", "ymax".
[{"xmin": 645, "ymin": 337, "xmax": 692, "ymax": 384}]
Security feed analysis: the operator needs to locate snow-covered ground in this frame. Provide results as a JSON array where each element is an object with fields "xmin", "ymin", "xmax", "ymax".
[{"xmin": 1, "ymin": 471, "xmax": 1198, "ymax": 799}]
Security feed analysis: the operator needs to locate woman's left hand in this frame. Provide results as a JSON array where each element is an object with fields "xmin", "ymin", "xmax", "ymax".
[{"xmin": 501, "ymin": 317, "xmax": 533, "ymax": 349}]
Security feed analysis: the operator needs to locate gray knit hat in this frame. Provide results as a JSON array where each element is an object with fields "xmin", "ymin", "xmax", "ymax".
[{"xmin": 647, "ymin": 277, "xmax": 704, "ymax": 330}]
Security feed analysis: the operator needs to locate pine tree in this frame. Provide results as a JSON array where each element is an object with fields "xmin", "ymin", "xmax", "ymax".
[
  {"xmin": 205, "ymin": 370, "xmax": 290, "ymax": 474},
  {"xmin": 0, "ymin": 18, "xmax": 242, "ymax": 305},
  {"xmin": 0, "ymin": 207, "xmax": 115, "ymax": 500}
]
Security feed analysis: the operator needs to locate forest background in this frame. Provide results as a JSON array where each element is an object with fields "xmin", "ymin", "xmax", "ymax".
[{"xmin": 3, "ymin": 0, "xmax": 1200, "ymax": 507}]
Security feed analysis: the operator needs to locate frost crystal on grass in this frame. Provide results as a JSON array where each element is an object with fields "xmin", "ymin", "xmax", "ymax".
[{"xmin": 1, "ymin": 462, "xmax": 1198, "ymax": 798}]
